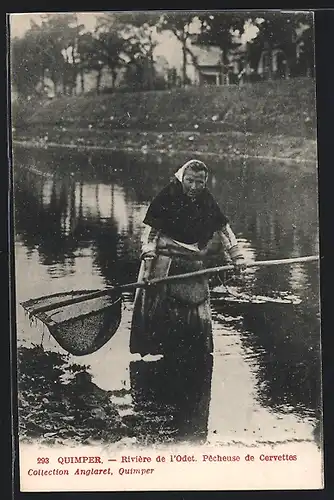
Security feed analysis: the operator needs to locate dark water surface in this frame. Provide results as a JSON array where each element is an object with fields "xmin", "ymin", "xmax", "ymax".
[{"xmin": 12, "ymin": 146, "xmax": 322, "ymax": 449}]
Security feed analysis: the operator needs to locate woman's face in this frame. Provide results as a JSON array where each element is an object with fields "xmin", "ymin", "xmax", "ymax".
[{"xmin": 182, "ymin": 168, "xmax": 207, "ymax": 199}]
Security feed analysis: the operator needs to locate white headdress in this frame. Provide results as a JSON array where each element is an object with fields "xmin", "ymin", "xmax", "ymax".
[{"xmin": 174, "ymin": 159, "xmax": 208, "ymax": 182}]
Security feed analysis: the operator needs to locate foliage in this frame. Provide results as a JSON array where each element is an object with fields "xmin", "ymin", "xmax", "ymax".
[
  {"xmin": 195, "ymin": 12, "xmax": 248, "ymax": 64},
  {"xmin": 11, "ymin": 14, "xmax": 85, "ymax": 97},
  {"xmin": 95, "ymin": 31, "xmax": 127, "ymax": 87},
  {"xmin": 158, "ymin": 12, "xmax": 198, "ymax": 85},
  {"xmin": 245, "ymin": 11, "xmax": 314, "ymax": 77},
  {"xmin": 77, "ymin": 32, "xmax": 103, "ymax": 72},
  {"xmin": 10, "ymin": 34, "xmax": 46, "ymax": 98},
  {"xmin": 39, "ymin": 14, "xmax": 85, "ymax": 95},
  {"xmin": 10, "ymin": 11, "xmax": 315, "ymax": 99}
]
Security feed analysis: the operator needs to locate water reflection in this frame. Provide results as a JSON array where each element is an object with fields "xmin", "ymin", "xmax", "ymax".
[
  {"xmin": 14, "ymin": 167, "xmax": 143, "ymax": 286},
  {"xmin": 127, "ymin": 355, "xmax": 213, "ymax": 445},
  {"xmin": 214, "ymin": 300, "xmax": 321, "ymax": 418},
  {"xmin": 13, "ymin": 145, "xmax": 322, "ymax": 446}
]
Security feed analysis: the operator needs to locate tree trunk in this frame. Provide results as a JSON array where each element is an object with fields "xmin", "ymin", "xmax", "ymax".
[
  {"xmin": 80, "ymin": 69, "xmax": 85, "ymax": 94},
  {"xmin": 148, "ymin": 34, "xmax": 155, "ymax": 90},
  {"xmin": 62, "ymin": 75, "xmax": 66, "ymax": 95},
  {"xmin": 41, "ymin": 68, "xmax": 45, "ymax": 95},
  {"xmin": 111, "ymin": 69, "xmax": 117, "ymax": 89},
  {"xmin": 267, "ymin": 51, "xmax": 273, "ymax": 80},
  {"xmin": 63, "ymin": 54, "xmax": 69, "ymax": 95},
  {"xmin": 51, "ymin": 72, "xmax": 58, "ymax": 97},
  {"xmin": 96, "ymin": 70, "xmax": 102, "ymax": 94},
  {"xmin": 220, "ymin": 51, "xmax": 226, "ymax": 85},
  {"xmin": 71, "ymin": 45, "xmax": 77, "ymax": 95},
  {"xmin": 70, "ymin": 70, "xmax": 75, "ymax": 96},
  {"xmin": 182, "ymin": 37, "xmax": 187, "ymax": 86},
  {"xmin": 149, "ymin": 49, "xmax": 155, "ymax": 90}
]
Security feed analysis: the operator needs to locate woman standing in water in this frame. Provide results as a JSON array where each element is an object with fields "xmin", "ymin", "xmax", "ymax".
[{"xmin": 130, "ymin": 159, "xmax": 246, "ymax": 358}]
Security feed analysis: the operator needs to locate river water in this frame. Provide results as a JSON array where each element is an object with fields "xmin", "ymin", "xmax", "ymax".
[{"xmin": 12, "ymin": 145, "xmax": 322, "ymax": 452}]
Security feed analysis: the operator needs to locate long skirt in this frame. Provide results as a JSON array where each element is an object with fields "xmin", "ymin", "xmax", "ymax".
[{"xmin": 130, "ymin": 248, "xmax": 213, "ymax": 358}]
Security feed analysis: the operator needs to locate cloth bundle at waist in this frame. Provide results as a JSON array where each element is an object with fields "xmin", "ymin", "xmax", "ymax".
[
  {"xmin": 154, "ymin": 235, "xmax": 209, "ymax": 305},
  {"xmin": 157, "ymin": 235, "xmax": 202, "ymax": 259}
]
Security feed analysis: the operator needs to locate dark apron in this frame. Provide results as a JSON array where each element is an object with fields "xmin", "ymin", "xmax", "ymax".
[{"xmin": 130, "ymin": 235, "xmax": 213, "ymax": 357}]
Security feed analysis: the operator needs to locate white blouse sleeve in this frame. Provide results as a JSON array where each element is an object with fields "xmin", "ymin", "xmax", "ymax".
[
  {"xmin": 220, "ymin": 224, "xmax": 244, "ymax": 261},
  {"xmin": 141, "ymin": 225, "xmax": 160, "ymax": 259}
]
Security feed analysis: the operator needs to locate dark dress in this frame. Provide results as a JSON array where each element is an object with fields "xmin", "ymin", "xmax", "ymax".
[{"xmin": 130, "ymin": 179, "xmax": 230, "ymax": 358}]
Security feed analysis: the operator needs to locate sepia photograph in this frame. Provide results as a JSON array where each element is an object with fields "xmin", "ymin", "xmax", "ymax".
[{"xmin": 8, "ymin": 10, "xmax": 323, "ymax": 492}]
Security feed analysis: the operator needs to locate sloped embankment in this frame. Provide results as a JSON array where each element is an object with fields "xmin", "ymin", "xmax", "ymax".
[{"xmin": 12, "ymin": 78, "xmax": 317, "ymax": 163}]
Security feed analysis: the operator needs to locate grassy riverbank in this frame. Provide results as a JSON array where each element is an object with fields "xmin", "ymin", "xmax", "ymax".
[{"xmin": 12, "ymin": 78, "xmax": 317, "ymax": 163}]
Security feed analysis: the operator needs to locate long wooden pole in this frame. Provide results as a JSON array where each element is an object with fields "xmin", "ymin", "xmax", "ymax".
[
  {"xmin": 120, "ymin": 255, "xmax": 319, "ymax": 290},
  {"xmin": 22, "ymin": 255, "xmax": 319, "ymax": 314}
]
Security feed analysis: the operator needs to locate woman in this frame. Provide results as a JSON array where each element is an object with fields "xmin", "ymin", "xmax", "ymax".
[{"xmin": 130, "ymin": 159, "xmax": 245, "ymax": 358}]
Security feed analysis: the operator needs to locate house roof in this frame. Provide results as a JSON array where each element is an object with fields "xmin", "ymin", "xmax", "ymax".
[
  {"xmin": 190, "ymin": 45, "xmax": 222, "ymax": 67},
  {"xmin": 189, "ymin": 43, "xmax": 246, "ymax": 67}
]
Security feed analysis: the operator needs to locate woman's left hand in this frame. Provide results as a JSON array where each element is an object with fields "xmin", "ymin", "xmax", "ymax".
[
  {"xmin": 233, "ymin": 259, "xmax": 247, "ymax": 275},
  {"xmin": 198, "ymin": 248, "xmax": 208, "ymax": 260}
]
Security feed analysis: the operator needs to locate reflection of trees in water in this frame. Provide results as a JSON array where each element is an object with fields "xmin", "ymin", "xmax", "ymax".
[
  {"xmin": 98, "ymin": 150, "xmax": 178, "ymax": 202},
  {"xmin": 15, "ymin": 172, "xmax": 78, "ymax": 265},
  {"xmin": 92, "ymin": 224, "xmax": 141, "ymax": 287},
  {"xmin": 209, "ymin": 161, "xmax": 319, "ymax": 298},
  {"xmin": 217, "ymin": 300, "xmax": 321, "ymax": 419},
  {"xmin": 14, "ymin": 167, "xmax": 143, "ymax": 283},
  {"xmin": 209, "ymin": 160, "xmax": 321, "ymax": 425},
  {"xmin": 125, "ymin": 355, "xmax": 213, "ymax": 445},
  {"xmin": 14, "ymin": 147, "xmax": 319, "ymax": 252},
  {"xmin": 90, "ymin": 182, "xmax": 145, "ymax": 286},
  {"xmin": 211, "ymin": 161, "xmax": 318, "ymax": 258}
]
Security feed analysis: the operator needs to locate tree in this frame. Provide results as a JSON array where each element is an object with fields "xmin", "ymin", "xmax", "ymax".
[
  {"xmin": 38, "ymin": 13, "xmax": 85, "ymax": 95},
  {"xmin": 295, "ymin": 23, "xmax": 315, "ymax": 77},
  {"xmin": 113, "ymin": 12, "xmax": 161, "ymax": 89},
  {"xmin": 245, "ymin": 37, "xmax": 263, "ymax": 76},
  {"xmin": 94, "ymin": 15, "xmax": 130, "ymax": 89},
  {"xmin": 10, "ymin": 33, "xmax": 46, "ymax": 98},
  {"xmin": 96, "ymin": 31, "xmax": 127, "ymax": 88},
  {"xmin": 244, "ymin": 11, "xmax": 314, "ymax": 79},
  {"xmin": 77, "ymin": 27, "xmax": 128, "ymax": 93},
  {"xmin": 12, "ymin": 14, "xmax": 84, "ymax": 97},
  {"xmin": 195, "ymin": 12, "xmax": 249, "ymax": 82},
  {"xmin": 95, "ymin": 12, "xmax": 163, "ymax": 90},
  {"xmin": 76, "ymin": 32, "xmax": 105, "ymax": 93},
  {"xmin": 158, "ymin": 12, "xmax": 198, "ymax": 86}
]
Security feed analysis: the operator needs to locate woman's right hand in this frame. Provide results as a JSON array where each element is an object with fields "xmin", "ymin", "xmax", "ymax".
[
  {"xmin": 141, "ymin": 253, "xmax": 156, "ymax": 283},
  {"xmin": 141, "ymin": 250, "xmax": 157, "ymax": 261}
]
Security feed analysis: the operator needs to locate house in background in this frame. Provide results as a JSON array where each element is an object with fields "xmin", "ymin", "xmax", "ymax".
[
  {"xmin": 190, "ymin": 45, "xmax": 223, "ymax": 85},
  {"xmin": 255, "ymin": 23, "xmax": 314, "ymax": 81},
  {"xmin": 153, "ymin": 29, "xmax": 248, "ymax": 87},
  {"xmin": 183, "ymin": 39, "xmax": 312, "ymax": 84},
  {"xmin": 185, "ymin": 43, "xmax": 248, "ymax": 86}
]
